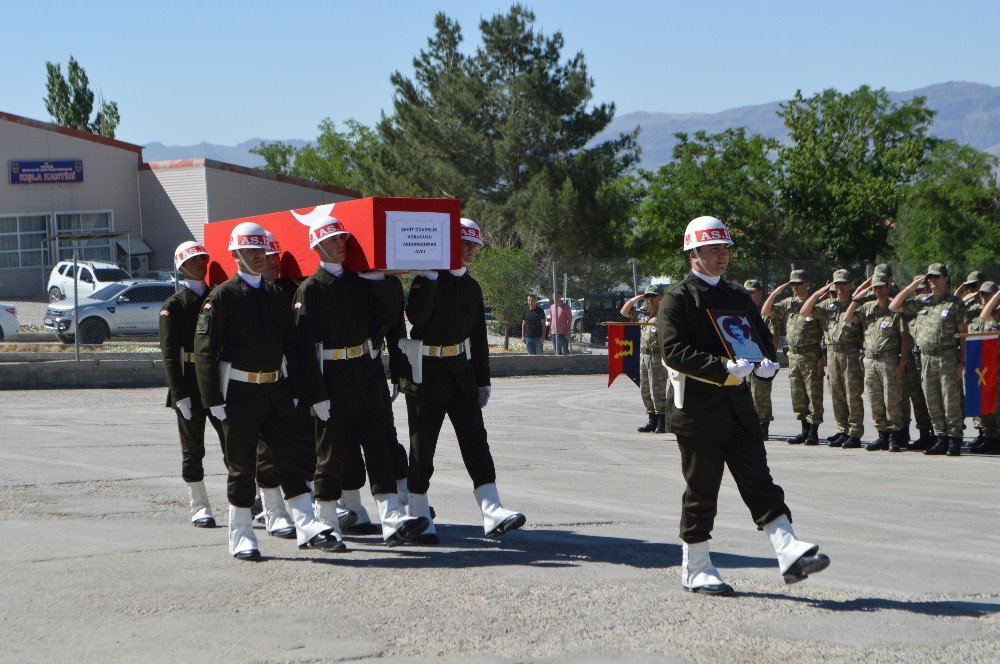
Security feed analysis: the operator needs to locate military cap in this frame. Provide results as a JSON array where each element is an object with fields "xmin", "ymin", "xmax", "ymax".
[
  {"xmin": 789, "ymin": 269, "xmax": 808, "ymax": 284},
  {"xmin": 643, "ymin": 284, "xmax": 664, "ymax": 297},
  {"xmin": 873, "ymin": 263, "xmax": 892, "ymax": 277},
  {"xmin": 871, "ymin": 274, "xmax": 889, "ymax": 287},
  {"xmin": 979, "ymin": 280, "xmax": 997, "ymax": 294},
  {"xmin": 963, "ymin": 270, "xmax": 984, "ymax": 286},
  {"xmin": 743, "ymin": 278, "xmax": 764, "ymax": 291},
  {"xmin": 927, "ymin": 263, "xmax": 949, "ymax": 277},
  {"xmin": 832, "ymin": 269, "xmax": 851, "ymax": 284}
]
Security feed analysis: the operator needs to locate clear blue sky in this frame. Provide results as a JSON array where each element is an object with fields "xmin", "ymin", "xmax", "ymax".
[{"xmin": 3, "ymin": 0, "xmax": 997, "ymax": 146}]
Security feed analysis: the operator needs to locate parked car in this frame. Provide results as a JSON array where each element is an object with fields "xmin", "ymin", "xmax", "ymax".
[
  {"xmin": 44, "ymin": 281, "xmax": 177, "ymax": 344},
  {"xmin": 135, "ymin": 270, "xmax": 179, "ymax": 283},
  {"xmin": 47, "ymin": 260, "xmax": 132, "ymax": 302},
  {"xmin": 0, "ymin": 303, "xmax": 19, "ymax": 341},
  {"xmin": 578, "ymin": 291, "xmax": 632, "ymax": 344}
]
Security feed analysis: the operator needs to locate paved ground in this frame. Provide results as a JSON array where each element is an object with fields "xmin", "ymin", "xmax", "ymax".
[{"xmin": 1, "ymin": 375, "xmax": 998, "ymax": 663}]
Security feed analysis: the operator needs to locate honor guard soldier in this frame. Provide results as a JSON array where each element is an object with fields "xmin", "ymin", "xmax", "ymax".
[
  {"xmin": 661, "ymin": 216, "xmax": 829, "ymax": 596},
  {"xmin": 890, "ymin": 263, "xmax": 969, "ymax": 456},
  {"xmin": 762, "ymin": 270, "xmax": 826, "ymax": 444},
  {"xmin": 194, "ymin": 222, "xmax": 341, "ymax": 560},
  {"xmin": 745, "ymin": 279, "xmax": 779, "ymax": 439},
  {"xmin": 967, "ymin": 282, "xmax": 999, "ymax": 454},
  {"xmin": 846, "ymin": 274, "xmax": 909, "ymax": 451},
  {"xmin": 401, "ymin": 218, "xmax": 525, "ymax": 544},
  {"xmin": 620, "ymin": 285, "xmax": 667, "ymax": 434},
  {"xmin": 160, "ymin": 241, "xmax": 225, "ymax": 527},
  {"xmin": 293, "ymin": 217, "xmax": 428, "ymax": 547},
  {"xmin": 801, "ymin": 270, "xmax": 865, "ymax": 448}
]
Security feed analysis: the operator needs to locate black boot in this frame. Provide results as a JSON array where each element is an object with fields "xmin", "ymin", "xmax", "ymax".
[
  {"xmin": 637, "ymin": 413, "xmax": 656, "ymax": 433},
  {"xmin": 788, "ymin": 421, "xmax": 810, "ymax": 444},
  {"xmin": 761, "ymin": 421, "xmax": 770, "ymax": 440},
  {"xmin": 865, "ymin": 431, "xmax": 890, "ymax": 451},
  {"xmin": 804, "ymin": 424, "xmax": 820, "ymax": 445},
  {"xmin": 841, "ymin": 435, "xmax": 861, "ymax": 449},
  {"xmin": 968, "ymin": 434, "xmax": 986, "ymax": 452},
  {"xmin": 888, "ymin": 430, "xmax": 904, "ymax": 452},
  {"xmin": 899, "ymin": 428, "xmax": 911, "ymax": 444},
  {"xmin": 654, "ymin": 413, "xmax": 666, "ymax": 434},
  {"xmin": 946, "ymin": 436, "xmax": 963, "ymax": 457},
  {"xmin": 924, "ymin": 436, "xmax": 949, "ymax": 455},
  {"xmin": 908, "ymin": 428, "xmax": 934, "ymax": 451},
  {"xmin": 828, "ymin": 432, "xmax": 847, "ymax": 447},
  {"xmin": 971, "ymin": 436, "xmax": 999, "ymax": 454}
]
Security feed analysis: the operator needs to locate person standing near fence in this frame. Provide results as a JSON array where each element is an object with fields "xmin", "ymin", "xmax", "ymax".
[
  {"xmin": 801, "ymin": 270, "xmax": 865, "ymax": 448},
  {"xmin": 659, "ymin": 216, "xmax": 828, "ymax": 596},
  {"xmin": 621, "ymin": 285, "xmax": 667, "ymax": 434},
  {"xmin": 549, "ymin": 296, "xmax": 572, "ymax": 355},
  {"xmin": 890, "ymin": 263, "xmax": 969, "ymax": 457},
  {"xmin": 522, "ymin": 293, "xmax": 546, "ymax": 355},
  {"xmin": 762, "ymin": 270, "xmax": 825, "ymax": 445},
  {"xmin": 846, "ymin": 274, "xmax": 908, "ymax": 452},
  {"xmin": 160, "ymin": 241, "xmax": 225, "ymax": 529},
  {"xmin": 745, "ymin": 279, "xmax": 779, "ymax": 439}
]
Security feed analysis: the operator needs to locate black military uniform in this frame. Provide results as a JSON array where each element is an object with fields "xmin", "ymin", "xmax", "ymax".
[
  {"xmin": 160, "ymin": 284, "xmax": 225, "ymax": 487},
  {"xmin": 658, "ymin": 274, "xmax": 790, "ymax": 543},
  {"xmin": 293, "ymin": 268, "xmax": 402, "ymax": 503},
  {"xmin": 401, "ymin": 270, "xmax": 496, "ymax": 495}
]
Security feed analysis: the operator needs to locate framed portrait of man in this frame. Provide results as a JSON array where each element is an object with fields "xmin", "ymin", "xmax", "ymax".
[{"xmin": 707, "ymin": 309, "xmax": 766, "ymax": 363}]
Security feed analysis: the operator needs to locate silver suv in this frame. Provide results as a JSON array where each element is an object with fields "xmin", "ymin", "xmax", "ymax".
[
  {"xmin": 44, "ymin": 281, "xmax": 178, "ymax": 344},
  {"xmin": 47, "ymin": 260, "xmax": 132, "ymax": 302}
]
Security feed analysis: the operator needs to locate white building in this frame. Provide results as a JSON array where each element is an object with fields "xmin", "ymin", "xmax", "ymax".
[{"xmin": 1, "ymin": 111, "xmax": 358, "ymax": 298}]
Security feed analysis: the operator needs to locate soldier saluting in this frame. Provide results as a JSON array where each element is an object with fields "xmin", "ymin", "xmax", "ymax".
[
  {"xmin": 401, "ymin": 218, "xmax": 525, "ymax": 544},
  {"xmin": 160, "ymin": 241, "xmax": 224, "ymax": 528},
  {"xmin": 194, "ymin": 222, "xmax": 341, "ymax": 560},
  {"xmin": 660, "ymin": 216, "xmax": 829, "ymax": 596}
]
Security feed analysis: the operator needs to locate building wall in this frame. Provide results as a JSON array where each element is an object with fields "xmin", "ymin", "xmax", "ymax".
[
  {"xmin": 139, "ymin": 166, "xmax": 207, "ymax": 270},
  {"xmin": 204, "ymin": 167, "xmax": 353, "ymax": 222},
  {"xmin": 0, "ymin": 118, "xmax": 142, "ymax": 298}
]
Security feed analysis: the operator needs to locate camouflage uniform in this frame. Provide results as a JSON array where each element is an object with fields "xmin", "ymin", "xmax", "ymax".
[
  {"xmin": 751, "ymin": 314, "xmax": 777, "ymax": 423},
  {"xmin": 902, "ymin": 314, "xmax": 933, "ymax": 432},
  {"xmin": 638, "ymin": 311, "xmax": 667, "ymax": 415},
  {"xmin": 904, "ymin": 290, "xmax": 968, "ymax": 438},
  {"xmin": 771, "ymin": 296, "xmax": 825, "ymax": 426},
  {"xmin": 819, "ymin": 294, "xmax": 865, "ymax": 438},
  {"xmin": 857, "ymin": 300, "xmax": 906, "ymax": 432}
]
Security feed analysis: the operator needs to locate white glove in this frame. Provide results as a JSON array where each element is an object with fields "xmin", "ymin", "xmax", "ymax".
[
  {"xmin": 390, "ymin": 383, "xmax": 399, "ymax": 402},
  {"xmin": 175, "ymin": 397, "xmax": 193, "ymax": 421},
  {"xmin": 210, "ymin": 404, "xmax": 227, "ymax": 422},
  {"xmin": 312, "ymin": 399, "xmax": 331, "ymax": 422},
  {"xmin": 358, "ymin": 271, "xmax": 385, "ymax": 281},
  {"xmin": 293, "ymin": 398, "xmax": 299, "ymax": 407},
  {"xmin": 421, "ymin": 270, "xmax": 439, "ymax": 281},
  {"xmin": 478, "ymin": 386, "xmax": 491, "ymax": 408},
  {"xmin": 754, "ymin": 358, "xmax": 780, "ymax": 379},
  {"xmin": 725, "ymin": 358, "xmax": 754, "ymax": 379}
]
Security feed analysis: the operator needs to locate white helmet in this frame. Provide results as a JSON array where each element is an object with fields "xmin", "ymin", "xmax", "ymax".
[
  {"xmin": 173, "ymin": 241, "xmax": 208, "ymax": 271},
  {"xmin": 682, "ymin": 216, "xmax": 733, "ymax": 252},
  {"xmin": 459, "ymin": 218, "xmax": 484, "ymax": 246},
  {"xmin": 264, "ymin": 231, "xmax": 281, "ymax": 256},
  {"xmin": 308, "ymin": 217, "xmax": 349, "ymax": 249},
  {"xmin": 228, "ymin": 222, "xmax": 270, "ymax": 251}
]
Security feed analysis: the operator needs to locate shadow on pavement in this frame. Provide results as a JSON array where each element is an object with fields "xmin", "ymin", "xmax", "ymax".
[{"xmin": 741, "ymin": 591, "xmax": 1000, "ymax": 617}]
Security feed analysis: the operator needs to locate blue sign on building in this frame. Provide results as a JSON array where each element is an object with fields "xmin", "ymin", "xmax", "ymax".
[{"xmin": 9, "ymin": 160, "xmax": 83, "ymax": 184}]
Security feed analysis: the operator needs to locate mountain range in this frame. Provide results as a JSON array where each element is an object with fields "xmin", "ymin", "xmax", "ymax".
[{"xmin": 141, "ymin": 82, "xmax": 1000, "ymax": 171}]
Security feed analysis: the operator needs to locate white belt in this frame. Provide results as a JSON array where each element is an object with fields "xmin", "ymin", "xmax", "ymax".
[
  {"xmin": 321, "ymin": 340, "xmax": 374, "ymax": 361},
  {"xmin": 229, "ymin": 368, "xmax": 280, "ymax": 384},
  {"xmin": 422, "ymin": 340, "xmax": 468, "ymax": 358}
]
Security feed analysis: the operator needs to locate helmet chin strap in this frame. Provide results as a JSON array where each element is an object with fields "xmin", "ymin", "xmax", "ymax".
[
  {"xmin": 317, "ymin": 245, "xmax": 339, "ymax": 265},
  {"xmin": 692, "ymin": 249, "xmax": 721, "ymax": 278},
  {"xmin": 235, "ymin": 249, "xmax": 261, "ymax": 276}
]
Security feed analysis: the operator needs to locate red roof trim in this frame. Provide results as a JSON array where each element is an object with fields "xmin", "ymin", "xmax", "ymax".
[
  {"xmin": 140, "ymin": 158, "xmax": 361, "ymax": 198},
  {"xmin": 0, "ymin": 110, "xmax": 144, "ymax": 155}
]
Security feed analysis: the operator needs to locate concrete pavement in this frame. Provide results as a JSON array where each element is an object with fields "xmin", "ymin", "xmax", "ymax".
[{"xmin": 0, "ymin": 375, "xmax": 997, "ymax": 662}]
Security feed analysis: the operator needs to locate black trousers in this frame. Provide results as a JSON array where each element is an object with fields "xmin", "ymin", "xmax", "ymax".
[
  {"xmin": 254, "ymin": 401, "xmax": 317, "ymax": 488},
  {"xmin": 221, "ymin": 384, "xmax": 310, "ymax": 508},
  {"xmin": 314, "ymin": 404, "xmax": 397, "ymax": 501},
  {"xmin": 405, "ymin": 390, "xmax": 496, "ymax": 495},
  {"xmin": 343, "ymin": 391, "xmax": 408, "ymax": 491},
  {"xmin": 177, "ymin": 404, "xmax": 225, "ymax": 483},
  {"xmin": 675, "ymin": 412, "xmax": 791, "ymax": 543}
]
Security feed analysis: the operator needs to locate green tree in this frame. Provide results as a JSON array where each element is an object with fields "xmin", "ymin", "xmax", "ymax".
[
  {"xmin": 375, "ymin": 5, "xmax": 638, "ymax": 257},
  {"xmin": 251, "ymin": 118, "xmax": 380, "ymax": 194},
  {"xmin": 892, "ymin": 140, "xmax": 1000, "ymax": 270},
  {"xmin": 44, "ymin": 56, "xmax": 120, "ymax": 138},
  {"xmin": 469, "ymin": 247, "xmax": 537, "ymax": 349},
  {"xmin": 777, "ymin": 85, "xmax": 935, "ymax": 263}
]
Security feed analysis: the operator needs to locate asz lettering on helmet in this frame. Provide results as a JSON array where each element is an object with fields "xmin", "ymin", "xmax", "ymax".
[
  {"xmin": 696, "ymin": 229, "xmax": 729, "ymax": 242},
  {"xmin": 682, "ymin": 216, "xmax": 734, "ymax": 252}
]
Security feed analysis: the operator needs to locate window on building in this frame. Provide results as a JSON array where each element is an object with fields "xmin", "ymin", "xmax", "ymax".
[
  {"xmin": 55, "ymin": 212, "xmax": 114, "ymax": 262},
  {"xmin": 0, "ymin": 214, "xmax": 50, "ymax": 270}
]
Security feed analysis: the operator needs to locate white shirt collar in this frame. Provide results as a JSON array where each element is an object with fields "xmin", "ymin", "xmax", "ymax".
[
  {"xmin": 321, "ymin": 261, "xmax": 344, "ymax": 277},
  {"xmin": 450, "ymin": 267, "xmax": 467, "ymax": 277},
  {"xmin": 184, "ymin": 279, "xmax": 207, "ymax": 296},
  {"xmin": 237, "ymin": 270, "xmax": 262, "ymax": 288},
  {"xmin": 692, "ymin": 269, "xmax": 721, "ymax": 286}
]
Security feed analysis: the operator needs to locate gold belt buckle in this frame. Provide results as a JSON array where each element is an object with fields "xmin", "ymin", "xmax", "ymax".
[
  {"xmin": 250, "ymin": 370, "xmax": 278, "ymax": 383},
  {"xmin": 346, "ymin": 345, "xmax": 364, "ymax": 359},
  {"xmin": 441, "ymin": 344, "xmax": 459, "ymax": 357},
  {"xmin": 184, "ymin": 353, "xmax": 195, "ymax": 363}
]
